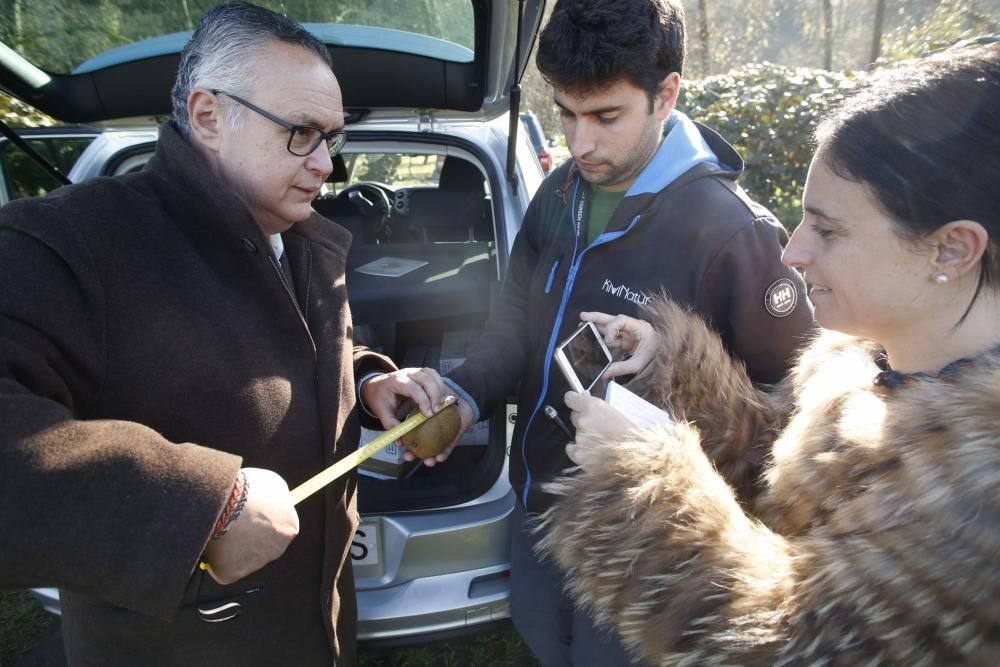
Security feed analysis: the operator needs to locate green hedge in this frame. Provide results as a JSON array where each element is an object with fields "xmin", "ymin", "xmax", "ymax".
[
  {"xmin": 679, "ymin": 63, "xmax": 862, "ymax": 230},
  {"xmin": 0, "ymin": 93, "xmax": 56, "ymax": 128}
]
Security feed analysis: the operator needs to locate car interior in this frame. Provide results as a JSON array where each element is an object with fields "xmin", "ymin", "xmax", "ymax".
[{"xmin": 314, "ymin": 148, "xmax": 506, "ymax": 512}]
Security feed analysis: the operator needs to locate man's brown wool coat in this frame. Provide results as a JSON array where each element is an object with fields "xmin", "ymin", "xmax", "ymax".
[
  {"xmin": 538, "ymin": 299, "xmax": 1000, "ymax": 666},
  {"xmin": 0, "ymin": 122, "xmax": 392, "ymax": 665}
]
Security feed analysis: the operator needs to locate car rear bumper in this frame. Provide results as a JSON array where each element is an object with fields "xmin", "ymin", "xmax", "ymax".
[
  {"xmin": 357, "ymin": 561, "xmax": 512, "ymax": 643},
  {"xmin": 355, "ymin": 482, "xmax": 515, "ymax": 643},
  {"xmin": 30, "ymin": 587, "xmax": 60, "ymax": 615}
]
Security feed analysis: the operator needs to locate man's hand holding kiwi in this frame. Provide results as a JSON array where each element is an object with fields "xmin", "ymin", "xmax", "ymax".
[{"xmin": 361, "ymin": 366, "xmax": 471, "ymax": 466}]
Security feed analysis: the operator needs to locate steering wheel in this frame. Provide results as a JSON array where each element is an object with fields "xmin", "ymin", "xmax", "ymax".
[{"xmin": 337, "ymin": 183, "xmax": 393, "ymax": 243}]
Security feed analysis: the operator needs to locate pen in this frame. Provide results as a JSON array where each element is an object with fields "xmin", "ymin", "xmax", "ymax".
[{"xmin": 543, "ymin": 404, "xmax": 574, "ymax": 440}]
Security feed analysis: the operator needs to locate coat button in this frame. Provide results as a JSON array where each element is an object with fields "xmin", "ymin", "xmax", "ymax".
[{"xmin": 241, "ymin": 238, "xmax": 258, "ymax": 253}]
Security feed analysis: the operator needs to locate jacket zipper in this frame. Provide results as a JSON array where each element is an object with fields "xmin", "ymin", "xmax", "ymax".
[
  {"xmin": 269, "ymin": 254, "xmax": 318, "ymax": 360},
  {"xmin": 544, "ymin": 259, "xmax": 560, "ymax": 294},
  {"xmin": 519, "ymin": 178, "xmax": 643, "ymax": 507}
]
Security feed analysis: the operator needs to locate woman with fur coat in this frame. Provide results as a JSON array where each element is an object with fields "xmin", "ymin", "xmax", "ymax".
[{"xmin": 537, "ymin": 44, "xmax": 1000, "ymax": 665}]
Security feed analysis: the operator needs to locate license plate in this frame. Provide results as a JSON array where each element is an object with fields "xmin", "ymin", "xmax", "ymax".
[{"xmin": 350, "ymin": 521, "xmax": 379, "ymax": 567}]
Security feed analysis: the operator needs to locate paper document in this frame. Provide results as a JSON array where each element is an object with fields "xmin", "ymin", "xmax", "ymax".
[
  {"xmin": 354, "ymin": 256, "xmax": 428, "ymax": 278},
  {"xmin": 605, "ymin": 381, "xmax": 673, "ymax": 429}
]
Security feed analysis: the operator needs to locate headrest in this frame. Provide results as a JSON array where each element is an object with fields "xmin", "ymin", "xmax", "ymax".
[
  {"xmin": 327, "ymin": 153, "xmax": 348, "ymax": 183},
  {"xmin": 407, "ymin": 189, "xmax": 483, "ymax": 228},
  {"xmin": 439, "ymin": 157, "xmax": 484, "ymax": 194}
]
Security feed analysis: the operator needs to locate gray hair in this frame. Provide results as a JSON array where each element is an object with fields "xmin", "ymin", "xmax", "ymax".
[{"xmin": 170, "ymin": 2, "xmax": 331, "ymax": 137}]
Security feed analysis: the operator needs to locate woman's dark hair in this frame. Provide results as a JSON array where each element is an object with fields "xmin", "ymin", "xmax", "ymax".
[
  {"xmin": 535, "ymin": 0, "xmax": 685, "ymax": 102},
  {"xmin": 816, "ymin": 43, "xmax": 1000, "ymax": 309}
]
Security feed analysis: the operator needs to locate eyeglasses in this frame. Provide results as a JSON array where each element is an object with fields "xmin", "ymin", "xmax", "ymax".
[{"xmin": 212, "ymin": 89, "xmax": 347, "ymax": 158}]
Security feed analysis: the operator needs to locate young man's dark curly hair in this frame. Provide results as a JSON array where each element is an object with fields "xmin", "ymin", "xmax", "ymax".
[{"xmin": 535, "ymin": 0, "xmax": 685, "ymax": 106}]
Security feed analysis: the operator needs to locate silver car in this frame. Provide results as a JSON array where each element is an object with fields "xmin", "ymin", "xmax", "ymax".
[{"xmin": 0, "ymin": 0, "xmax": 546, "ymax": 647}]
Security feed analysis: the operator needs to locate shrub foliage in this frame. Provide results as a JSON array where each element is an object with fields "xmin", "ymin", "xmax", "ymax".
[
  {"xmin": 678, "ymin": 63, "xmax": 861, "ymax": 230},
  {"xmin": 1, "ymin": 94, "xmax": 56, "ymax": 128}
]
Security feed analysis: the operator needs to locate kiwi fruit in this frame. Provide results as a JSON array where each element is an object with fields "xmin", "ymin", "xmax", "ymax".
[{"xmin": 400, "ymin": 403, "xmax": 463, "ymax": 458}]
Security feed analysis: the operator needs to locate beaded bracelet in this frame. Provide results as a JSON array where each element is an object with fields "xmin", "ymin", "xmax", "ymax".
[{"xmin": 211, "ymin": 470, "xmax": 249, "ymax": 540}]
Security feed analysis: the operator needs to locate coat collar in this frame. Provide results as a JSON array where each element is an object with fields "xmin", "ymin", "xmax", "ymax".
[
  {"xmin": 145, "ymin": 121, "xmax": 350, "ymax": 260},
  {"xmin": 145, "ymin": 121, "xmax": 266, "ymax": 245},
  {"xmin": 553, "ymin": 112, "xmax": 745, "ymax": 202}
]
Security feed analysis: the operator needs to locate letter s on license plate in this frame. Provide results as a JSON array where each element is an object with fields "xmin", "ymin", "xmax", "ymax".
[{"xmin": 351, "ymin": 522, "xmax": 379, "ymax": 566}]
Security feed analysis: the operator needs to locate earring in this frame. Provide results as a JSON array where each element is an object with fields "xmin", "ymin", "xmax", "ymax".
[{"xmin": 934, "ymin": 273, "xmax": 949, "ymax": 284}]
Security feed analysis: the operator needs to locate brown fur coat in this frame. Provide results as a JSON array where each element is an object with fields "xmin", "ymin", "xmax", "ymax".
[{"xmin": 537, "ymin": 300, "xmax": 1000, "ymax": 665}]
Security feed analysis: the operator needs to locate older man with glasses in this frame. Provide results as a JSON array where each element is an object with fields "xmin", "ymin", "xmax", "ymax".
[
  {"xmin": 211, "ymin": 89, "xmax": 349, "ymax": 158},
  {"xmin": 0, "ymin": 3, "xmax": 422, "ymax": 666}
]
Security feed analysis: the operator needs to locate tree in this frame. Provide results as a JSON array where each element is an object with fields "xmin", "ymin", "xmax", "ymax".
[
  {"xmin": 520, "ymin": 2, "xmax": 561, "ymax": 141},
  {"xmin": 880, "ymin": 0, "xmax": 999, "ymax": 62},
  {"xmin": 179, "ymin": 0, "xmax": 194, "ymax": 31},
  {"xmin": 821, "ymin": 0, "xmax": 834, "ymax": 69},
  {"xmin": 698, "ymin": 0, "xmax": 712, "ymax": 75},
  {"xmin": 869, "ymin": 0, "xmax": 887, "ymax": 66}
]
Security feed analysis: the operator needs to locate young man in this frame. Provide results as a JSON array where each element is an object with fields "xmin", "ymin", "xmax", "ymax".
[
  {"xmin": 0, "ymin": 4, "xmax": 422, "ymax": 665},
  {"xmin": 364, "ymin": 1, "xmax": 814, "ymax": 664}
]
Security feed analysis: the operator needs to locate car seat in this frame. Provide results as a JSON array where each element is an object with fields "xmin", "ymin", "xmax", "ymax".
[
  {"xmin": 405, "ymin": 157, "xmax": 489, "ymax": 242},
  {"xmin": 312, "ymin": 154, "xmax": 369, "ymax": 242}
]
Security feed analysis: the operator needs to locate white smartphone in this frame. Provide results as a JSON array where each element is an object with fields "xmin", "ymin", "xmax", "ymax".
[{"xmin": 554, "ymin": 321, "xmax": 614, "ymax": 394}]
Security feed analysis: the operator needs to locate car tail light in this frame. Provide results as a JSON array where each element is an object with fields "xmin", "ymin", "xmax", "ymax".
[{"xmin": 538, "ymin": 147, "xmax": 552, "ymax": 172}]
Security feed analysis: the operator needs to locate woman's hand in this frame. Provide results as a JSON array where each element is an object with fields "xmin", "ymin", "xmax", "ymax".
[
  {"xmin": 579, "ymin": 311, "xmax": 658, "ymax": 380},
  {"xmin": 563, "ymin": 390, "xmax": 635, "ymax": 470}
]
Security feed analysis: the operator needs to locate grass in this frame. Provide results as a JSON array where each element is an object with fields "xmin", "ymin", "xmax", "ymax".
[
  {"xmin": 0, "ymin": 591, "xmax": 54, "ymax": 662},
  {"xmin": 360, "ymin": 625, "xmax": 537, "ymax": 666},
  {"xmin": 1, "ymin": 591, "xmax": 538, "ymax": 666}
]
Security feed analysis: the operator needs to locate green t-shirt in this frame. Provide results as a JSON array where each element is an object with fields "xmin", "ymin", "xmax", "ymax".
[{"xmin": 585, "ymin": 184, "xmax": 627, "ymax": 245}]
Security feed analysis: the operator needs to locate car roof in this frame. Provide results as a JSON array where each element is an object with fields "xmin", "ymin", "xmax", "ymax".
[{"xmin": 0, "ymin": 1, "xmax": 545, "ymax": 124}]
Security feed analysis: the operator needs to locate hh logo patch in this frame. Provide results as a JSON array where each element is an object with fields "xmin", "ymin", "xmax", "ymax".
[{"xmin": 765, "ymin": 278, "xmax": 797, "ymax": 317}]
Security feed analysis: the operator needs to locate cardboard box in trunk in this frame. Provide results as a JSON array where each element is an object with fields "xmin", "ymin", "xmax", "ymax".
[{"xmin": 358, "ymin": 331, "xmax": 488, "ymax": 479}]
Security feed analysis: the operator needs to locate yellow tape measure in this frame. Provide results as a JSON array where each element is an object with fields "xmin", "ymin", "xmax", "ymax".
[
  {"xmin": 200, "ymin": 396, "xmax": 457, "ymax": 573},
  {"xmin": 289, "ymin": 394, "xmax": 457, "ymax": 505}
]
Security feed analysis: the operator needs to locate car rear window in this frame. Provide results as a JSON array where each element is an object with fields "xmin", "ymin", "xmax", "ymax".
[
  {"xmin": 5, "ymin": 0, "xmax": 476, "ymax": 74},
  {"xmin": 344, "ymin": 153, "xmax": 445, "ymax": 189}
]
